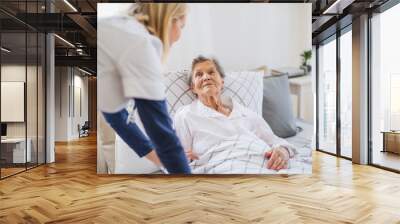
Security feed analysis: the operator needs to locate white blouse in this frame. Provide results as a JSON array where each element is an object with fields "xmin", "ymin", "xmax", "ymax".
[
  {"xmin": 98, "ymin": 15, "xmax": 166, "ymax": 113},
  {"xmin": 173, "ymin": 97, "xmax": 296, "ymax": 158}
]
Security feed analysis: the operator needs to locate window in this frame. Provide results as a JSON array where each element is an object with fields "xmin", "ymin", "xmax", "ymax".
[
  {"xmin": 318, "ymin": 37, "xmax": 337, "ymax": 154},
  {"xmin": 316, "ymin": 26, "xmax": 353, "ymax": 159},
  {"xmin": 0, "ymin": 1, "xmax": 47, "ymax": 179},
  {"xmin": 390, "ymin": 74, "xmax": 400, "ymax": 130},
  {"xmin": 340, "ymin": 29, "xmax": 352, "ymax": 158},
  {"xmin": 370, "ymin": 2, "xmax": 400, "ymax": 171}
]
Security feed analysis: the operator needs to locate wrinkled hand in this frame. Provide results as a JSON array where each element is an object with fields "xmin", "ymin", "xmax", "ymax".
[
  {"xmin": 265, "ymin": 147, "xmax": 289, "ymax": 171},
  {"xmin": 185, "ymin": 149, "xmax": 199, "ymax": 162}
]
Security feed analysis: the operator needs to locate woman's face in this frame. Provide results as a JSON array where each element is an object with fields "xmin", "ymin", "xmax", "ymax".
[
  {"xmin": 191, "ymin": 60, "xmax": 224, "ymax": 99},
  {"xmin": 169, "ymin": 15, "xmax": 186, "ymax": 45}
]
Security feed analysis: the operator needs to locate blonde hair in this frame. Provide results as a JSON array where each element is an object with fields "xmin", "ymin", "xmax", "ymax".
[{"xmin": 133, "ymin": 3, "xmax": 188, "ymax": 61}]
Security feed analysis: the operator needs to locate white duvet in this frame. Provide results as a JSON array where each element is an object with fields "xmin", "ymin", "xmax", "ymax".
[{"xmin": 189, "ymin": 135, "xmax": 312, "ymax": 174}]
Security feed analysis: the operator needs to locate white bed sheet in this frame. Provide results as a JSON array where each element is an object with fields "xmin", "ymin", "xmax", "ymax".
[{"xmin": 107, "ymin": 120, "xmax": 314, "ymax": 174}]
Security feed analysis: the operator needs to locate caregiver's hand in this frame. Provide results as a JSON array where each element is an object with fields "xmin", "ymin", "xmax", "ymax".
[
  {"xmin": 185, "ymin": 149, "xmax": 199, "ymax": 162},
  {"xmin": 145, "ymin": 150, "xmax": 162, "ymax": 166},
  {"xmin": 265, "ymin": 147, "xmax": 289, "ymax": 171}
]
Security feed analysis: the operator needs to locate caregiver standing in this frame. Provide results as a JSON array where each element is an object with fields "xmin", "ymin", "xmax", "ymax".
[{"xmin": 98, "ymin": 3, "xmax": 191, "ymax": 174}]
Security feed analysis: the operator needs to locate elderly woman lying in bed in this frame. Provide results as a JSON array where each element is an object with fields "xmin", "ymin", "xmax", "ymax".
[{"xmin": 172, "ymin": 56, "xmax": 298, "ymax": 174}]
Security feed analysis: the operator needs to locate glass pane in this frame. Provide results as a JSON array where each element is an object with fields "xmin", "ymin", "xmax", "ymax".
[
  {"xmin": 27, "ymin": 31, "xmax": 38, "ymax": 169},
  {"xmin": 26, "ymin": 0, "xmax": 39, "ymax": 170},
  {"xmin": 318, "ymin": 37, "xmax": 337, "ymax": 154},
  {"xmin": 371, "ymin": 3, "xmax": 400, "ymax": 171},
  {"xmin": 340, "ymin": 30, "xmax": 352, "ymax": 158},
  {"xmin": 390, "ymin": 75, "xmax": 400, "ymax": 130},
  {"xmin": 38, "ymin": 32, "xmax": 45, "ymax": 165},
  {"xmin": 1, "ymin": 30, "xmax": 27, "ymax": 177},
  {"xmin": 0, "ymin": 1, "xmax": 46, "ymax": 178}
]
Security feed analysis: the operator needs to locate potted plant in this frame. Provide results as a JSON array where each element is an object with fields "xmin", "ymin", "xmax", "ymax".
[{"xmin": 300, "ymin": 50, "xmax": 312, "ymax": 73}]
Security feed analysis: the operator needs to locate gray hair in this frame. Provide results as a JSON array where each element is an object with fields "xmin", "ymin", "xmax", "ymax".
[{"xmin": 187, "ymin": 55, "xmax": 225, "ymax": 85}]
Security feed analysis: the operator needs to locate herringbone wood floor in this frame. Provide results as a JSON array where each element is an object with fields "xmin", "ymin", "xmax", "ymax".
[{"xmin": 0, "ymin": 134, "xmax": 400, "ymax": 224}]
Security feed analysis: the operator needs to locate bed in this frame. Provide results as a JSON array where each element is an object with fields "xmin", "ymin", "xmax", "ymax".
[
  {"xmin": 98, "ymin": 70, "xmax": 314, "ymax": 174},
  {"xmin": 286, "ymin": 119, "xmax": 314, "ymax": 174}
]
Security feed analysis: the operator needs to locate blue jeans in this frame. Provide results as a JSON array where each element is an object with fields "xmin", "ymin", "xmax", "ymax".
[{"xmin": 102, "ymin": 98, "xmax": 191, "ymax": 174}]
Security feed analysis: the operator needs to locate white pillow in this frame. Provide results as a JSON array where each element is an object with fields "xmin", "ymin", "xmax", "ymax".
[
  {"xmin": 164, "ymin": 70, "xmax": 196, "ymax": 117},
  {"xmin": 165, "ymin": 70, "xmax": 264, "ymax": 118}
]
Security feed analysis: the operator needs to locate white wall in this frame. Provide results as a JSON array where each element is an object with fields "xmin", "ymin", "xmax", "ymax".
[
  {"xmin": 97, "ymin": 3, "xmax": 312, "ymax": 72},
  {"xmin": 55, "ymin": 67, "xmax": 68, "ymax": 141},
  {"xmin": 55, "ymin": 67, "xmax": 89, "ymax": 141},
  {"xmin": 72, "ymin": 73, "xmax": 89, "ymax": 138},
  {"xmin": 167, "ymin": 3, "xmax": 312, "ymax": 72},
  {"xmin": 1, "ymin": 64, "xmax": 46, "ymax": 164},
  {"xmin": 97, "ymin": 3, "xmax": 132, "ymax": 18},
  {"xmin": 1, "ymin": 65, "xmax": 38, "ymax": 137}
]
